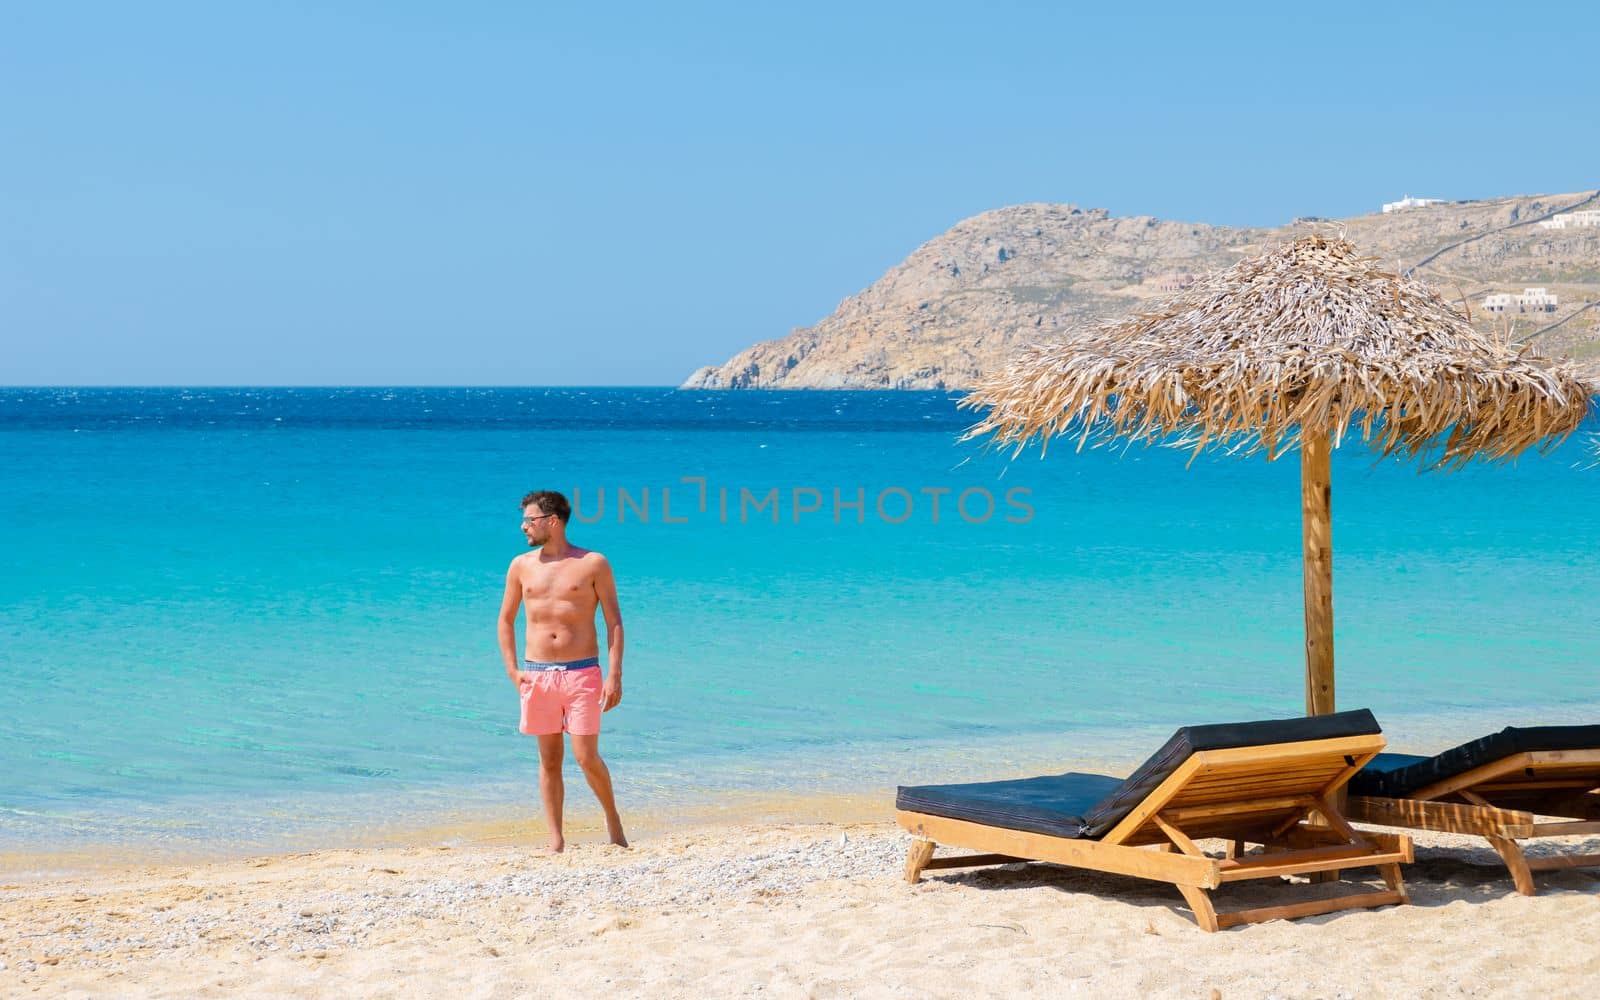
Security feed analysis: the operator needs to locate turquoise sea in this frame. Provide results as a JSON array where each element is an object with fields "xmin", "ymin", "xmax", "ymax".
[{"xmin": 3, "ymin": 388, "xmax": 1598, "ymax": 860}]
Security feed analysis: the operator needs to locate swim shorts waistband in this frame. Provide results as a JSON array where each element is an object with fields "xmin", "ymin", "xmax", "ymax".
[{"xmin": 522, "ymin": 656, "xmax": 601, "ymax": 672}]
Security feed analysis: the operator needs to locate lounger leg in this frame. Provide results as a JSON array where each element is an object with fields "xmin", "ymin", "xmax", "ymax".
[
  {"xmin": 904, "ymin": 839, "xmax": 936, "ymax": 884},
  {"xmin": 1226, "ymin": 839, "xmax": 1245, "ymax": 859},
  {"xmin": 1484, "ymin": 835, "xmax": 1537, "ymax": 896},
  {"xmin": 1377, "ymin": 862, "xmax": 1409, "ymax": 904},
  {"xmin": 1175, "ymin": 884, "xmax": 1220, "ymax": 933}
]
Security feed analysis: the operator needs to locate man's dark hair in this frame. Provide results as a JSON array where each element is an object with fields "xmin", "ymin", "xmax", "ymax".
[{"xmin": 520, "ymin": 490, "xmax": 571, "ymax": 524}]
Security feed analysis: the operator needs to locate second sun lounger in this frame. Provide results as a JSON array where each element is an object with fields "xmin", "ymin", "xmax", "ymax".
[
  {"xmin": 896, "ymin": 709, "xmax": 1411, "ymax": 931},
  {"xmin": 1346, "ymin": 724, "xmax": 1600, "ymax": 895}
]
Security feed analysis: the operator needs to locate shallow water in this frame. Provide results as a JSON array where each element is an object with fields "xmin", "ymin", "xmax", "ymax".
[{"xmin": 2, "ymin": 387, "xmax": 1598, "ymax": 857}]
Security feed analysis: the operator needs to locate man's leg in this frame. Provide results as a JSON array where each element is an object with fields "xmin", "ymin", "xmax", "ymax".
[
  {"xmin": 536, "ymin": 733, "xmax": 566, "ymax": 852},
  {"xmin": 571, "ymin": 734, "xmax": 628, "ymax": 847}
]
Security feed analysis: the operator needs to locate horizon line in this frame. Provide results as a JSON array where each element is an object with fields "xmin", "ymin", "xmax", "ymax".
[{"xmin": 0, "ymin": 384, "xmax": 968, "ymax": 392}]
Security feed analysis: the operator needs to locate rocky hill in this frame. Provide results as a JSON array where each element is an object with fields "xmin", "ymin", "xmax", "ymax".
[{"xmin": 682, "ymin": 190, "xmax": 1600, "ymax": 388}]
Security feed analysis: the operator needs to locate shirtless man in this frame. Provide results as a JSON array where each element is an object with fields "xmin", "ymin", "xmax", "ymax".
[{"xmin": 497, "ymin": 490, "xmax": 627, "ymax": 852}]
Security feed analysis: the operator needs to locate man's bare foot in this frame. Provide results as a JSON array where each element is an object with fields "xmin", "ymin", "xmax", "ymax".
[
  {"xmin": 545, "ymin": 838, "xmax": 565, "ymax": 854},
  {"xmin": 606, "ymin": 819, "xmax": 628, "ymax": 848}
]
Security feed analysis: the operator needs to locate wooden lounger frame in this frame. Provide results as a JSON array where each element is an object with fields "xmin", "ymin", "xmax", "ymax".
[
  {"xmin": 1348, "ymin": 748, "xmax": 1600, "ymax": 895},
  {"xmin": 898, "ymin": 735, "xmax": 1411, "ymax": 931}
]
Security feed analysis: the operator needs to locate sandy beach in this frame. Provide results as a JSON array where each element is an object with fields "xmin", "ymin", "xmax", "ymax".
[{"xmin": 4, "ymin": 819, "xmax": 1598, "ymax": 999}]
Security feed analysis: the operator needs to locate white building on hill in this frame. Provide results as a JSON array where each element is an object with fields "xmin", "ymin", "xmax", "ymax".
[
  {"xmin": 1482, "ymin": 288, "xmax": 1559, "ymax": 313},
  {"xmin": 1539, "ymin": 210, "xmax": 1600, "ymax": 230},
  {"xmin": 1382, "ymin": 195, "xmax": 1444, "ymax": 213}
]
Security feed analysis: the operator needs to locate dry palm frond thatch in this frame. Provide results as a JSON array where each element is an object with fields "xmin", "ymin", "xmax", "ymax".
[
  {"xmin": 961, "ymin": 234, "xmax": 1598, "ymax": 717},
  {"xmin": 961, "ymin": 235, "xmax": 1594, "ymax": 467}
]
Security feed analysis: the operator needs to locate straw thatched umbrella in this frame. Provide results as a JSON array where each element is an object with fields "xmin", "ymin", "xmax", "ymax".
[{"xmin": 962, "ymin": 234, "xmax": 1594, "ymax": 716}]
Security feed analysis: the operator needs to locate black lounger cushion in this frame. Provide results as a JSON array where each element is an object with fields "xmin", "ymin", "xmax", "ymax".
[
  {"xmin": 1347, "ymin": 725, "xmax": 1600, "ymax": 798},
  {"xmin": 897, "ymin": 708, "xmax": 1381, "ymax": 840},
  {"xmin": 1079, "ymin": 709, "xmax": 1380, "ymax": 837},
  {"xmin": 895, "ymin": 773, "xmax": 1126, "ymax": 839}
]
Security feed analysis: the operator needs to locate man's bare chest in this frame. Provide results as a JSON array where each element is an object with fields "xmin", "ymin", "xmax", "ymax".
[{"xmin": 521, "ymin": 565, "xmax": 595, "ymax": 605}]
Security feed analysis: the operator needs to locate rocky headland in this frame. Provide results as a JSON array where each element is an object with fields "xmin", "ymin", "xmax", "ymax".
[{"xmin": 683, "ymin": 191, "xmax": 1600, "ymax": 389}]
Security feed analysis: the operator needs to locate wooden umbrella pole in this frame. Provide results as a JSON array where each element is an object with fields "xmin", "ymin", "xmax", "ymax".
[{"xmin": 1300, "ymin": 423, "xmax": 1336, "ymax": 716}]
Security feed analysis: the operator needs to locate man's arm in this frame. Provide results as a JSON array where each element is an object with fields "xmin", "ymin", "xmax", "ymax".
[
  {"xmin": 497, "ymin": 560, "xmax": 523, "ymax": 685},
  {"xmin": 594, "ymin": 556, "xmax": 624, "ymax": 711}
]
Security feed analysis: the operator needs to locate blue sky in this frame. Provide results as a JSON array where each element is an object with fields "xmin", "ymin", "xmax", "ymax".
[{"xmin": 3, "ymin": 2, "xmax": 1596, "ymax": 385}]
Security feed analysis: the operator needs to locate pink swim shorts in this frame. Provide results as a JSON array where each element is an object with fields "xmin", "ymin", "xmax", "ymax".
[{"xmin": 519, "ymin": 666, "xmax": 603, "ymax": 736}]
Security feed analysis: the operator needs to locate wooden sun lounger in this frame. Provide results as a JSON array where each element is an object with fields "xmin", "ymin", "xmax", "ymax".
[
  {"xmin": 1346, "ymin": 728, "xmax": 1600, "ymax": 895},
  {"xmin": 896, "ymin": 711, "xmax": 1411, "ymax": 932}
]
